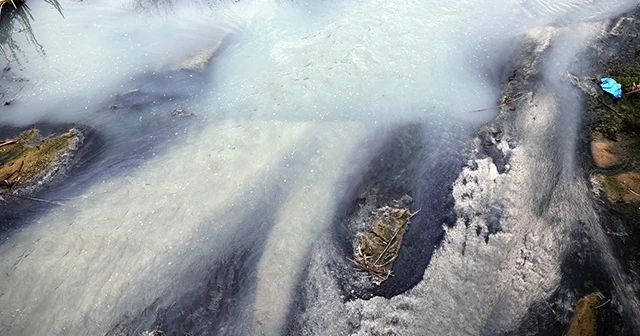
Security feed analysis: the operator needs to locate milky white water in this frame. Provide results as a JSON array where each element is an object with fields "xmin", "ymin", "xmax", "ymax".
[{"xmin": 0, "ymin": 0, "xmax": 638, "ymax": 335}]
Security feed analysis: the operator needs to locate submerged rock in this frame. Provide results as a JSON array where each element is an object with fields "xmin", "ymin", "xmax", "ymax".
[
  {"xmin": 107, "ymin": 88, "xmax": 176, "ymax": 112},
  {"xmin": 0, "ymin": 128, "xmax": 84, "ymax": 195},
  {"xmin": 171, "ymin": 107, "xmax": 193, "ymax": 118},
  {"xmin": 167, "ymin": 30, "xmax": 230, "ymax": 72}
]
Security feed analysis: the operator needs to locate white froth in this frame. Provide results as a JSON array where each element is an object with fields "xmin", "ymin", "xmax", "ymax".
[{"xmin": 0, "ymin": 0, "xmax": 638, "ymax": 335}]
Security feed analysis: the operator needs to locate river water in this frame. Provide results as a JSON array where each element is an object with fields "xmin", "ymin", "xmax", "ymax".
[{"xmin": 0, "ymin": 0, "xmax": 638, "ymax": 335}]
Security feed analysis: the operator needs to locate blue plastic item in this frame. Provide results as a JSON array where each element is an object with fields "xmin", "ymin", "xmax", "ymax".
[{"xmin": 600, "ymin": 77, "xmax": 623, "ymax": 99}]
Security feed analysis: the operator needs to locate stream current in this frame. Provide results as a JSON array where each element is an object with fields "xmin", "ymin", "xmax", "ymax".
[{"xmin": 0, "ymin": 0, "xmax": 639, "ymax": 335}]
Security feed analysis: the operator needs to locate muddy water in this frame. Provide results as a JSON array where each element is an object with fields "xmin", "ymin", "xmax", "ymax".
[{"xmin": 0, "ymin": 0, "xmax": 638, "ymax": 335}]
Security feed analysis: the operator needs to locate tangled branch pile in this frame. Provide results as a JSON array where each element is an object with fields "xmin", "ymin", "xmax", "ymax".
[{"xmin": 352, "ymin": 206, "xmax": 415, "ymax": 285}]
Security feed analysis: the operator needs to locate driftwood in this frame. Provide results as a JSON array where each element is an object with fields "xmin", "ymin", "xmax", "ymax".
[
  {"xmin": 0, "ymin": 139, "xmax": 18, "ymax": 148},
  {"xmin": 470, "ymin": 92, "xmax": 526, "ymax": 113}
]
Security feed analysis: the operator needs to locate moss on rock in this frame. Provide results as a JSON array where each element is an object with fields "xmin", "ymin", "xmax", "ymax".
[
  {"xmin": 0, "ymin": 128, "xmax": 81, "ymax": 192},
  {"xmin": 594, "ymin": 172, "xmax": 640, "ymax": 204}
]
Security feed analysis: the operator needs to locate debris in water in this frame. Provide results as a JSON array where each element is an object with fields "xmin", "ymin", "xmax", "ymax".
[
  {"xmin": 352, "ymin": 204, "xmax": 416, "ymax": 285},
  {"xmin": 167, "ymin": 30, "xmax": 230, "ymax": 72},
  {"xmin": 600, "ymin": 77, "xmax": 623, "ymax": 99}
]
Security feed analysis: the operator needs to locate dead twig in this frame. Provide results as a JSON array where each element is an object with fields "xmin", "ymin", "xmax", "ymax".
[
  {"xmin": 373, "ymin": 223, "xmax": 404, "ymax": 265},
  {"xmin": 470, "ymin": 93, "xmax": 526, "ymax": 113},
  {"xmin": 374, "ymin": 255, "xmax": 397, "ymax": 268},
  {"xmin": 595, "ymin": 299, "xmax": 611, "ymax": 309},
  {"xmin": 595, "ymin": 97, "xmax": 623, "ymax": 117},
  {"xmin": 621, "ymin": 181, "xmax": 640, "ymax": 197},
  {"xmin": 349, "ymin": 258, "xmax": 387, "ymax": 282},
  {"xmin": 0, "ymin": 139, "xmax": 18, "ymax": 148}
]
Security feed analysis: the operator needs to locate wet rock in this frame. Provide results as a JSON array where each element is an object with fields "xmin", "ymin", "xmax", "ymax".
[
  {"xmin": 566, "ymin": 293, "xmax": 601, "ymax": 336},
  {"xmin": 107, "ymin": 88, "xmax": 176, "ymax": 112},
  {"xmin": 594, "ymin": 172, "xmax": 640, "ymax": 204},
  {"xmin": 576, "ymin": 10, "xmax": 640, "ymax": 332},
  {"xmin": 167, "ymin": 30, "xmax": 230, "ymax": 72},
  {"xmin": 591, "ymin": 134, "xmax": 622, "ymax": 168},
  {"xmin": 0, "ymin": 128, "xmax": 84, "ymax": 194},
  {"xmin": 139, "ymin": 330, "xmax": 165, "ymax": 336}
]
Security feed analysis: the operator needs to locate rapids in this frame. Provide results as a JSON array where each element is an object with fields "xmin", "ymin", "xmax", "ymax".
[{"xmin": 0, "ymin": 0, "xmax": 638, "ymax": 335}]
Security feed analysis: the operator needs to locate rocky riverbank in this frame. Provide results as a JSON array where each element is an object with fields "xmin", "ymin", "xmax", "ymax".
[
  {"xmin": 580, "ymin": 10, "xmax": 640, "ymax": 278},
  {"xmin": 517, "ymin": 7, "xmax": 640, "ymax": 336}
]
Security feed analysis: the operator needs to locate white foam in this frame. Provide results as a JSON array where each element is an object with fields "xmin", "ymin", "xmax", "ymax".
[{"xmin": 0, "ymin": 0, "xmax": 638, "ymax": 335}]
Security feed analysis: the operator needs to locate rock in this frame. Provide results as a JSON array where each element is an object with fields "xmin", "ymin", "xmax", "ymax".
[
  {"xmin": 139, "ymin": 330, "xmax": 165, "ymax": 336},
  {"xmin": 566, "ymin": 293, "xmax": 601, "ymax": 336},
  {"xmin": 399, "ymin": 194, "xmax": 413, "ymax": 205},
  {"xmin": 107, "ymin": 88, "xmax": 176, "ymax": 112},
  {"xmin": 594, "ymin": 171, "xmax": 640, "ymax": 204},
  {"xmin": 591, "ymin": 134, "xmax": 622, "ymax": 168},
  {"xmin": 0, "ymin": 128, "xmax": 83, "ymax": 194},
  {"xmin": 168, "ymin": 30, "xmax": 230, "ymax": 72},
  {"xmin": 171, "ymin": 107, "xmax": 193, "ymax": 118}
]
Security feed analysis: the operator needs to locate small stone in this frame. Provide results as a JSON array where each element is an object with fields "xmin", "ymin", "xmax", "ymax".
[
  {"xmin": 399, "ymin": 194, "xmax": 413, "ymax": 205},
  {"xmin": 172, "ymin": 108, "xmax": 193, "ymax": 118}
]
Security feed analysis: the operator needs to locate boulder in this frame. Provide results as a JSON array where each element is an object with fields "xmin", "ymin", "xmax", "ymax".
[
  {"xmin": 566, "ymin": 293, "xmax": 601, "ymax": 336},
  {"xmin": 591, "ymin": 135, "xmax": 622, "ymax": 168},
  {"xmin": 0, "ymin": 128, "xmax": 84, "ymax": 194}
]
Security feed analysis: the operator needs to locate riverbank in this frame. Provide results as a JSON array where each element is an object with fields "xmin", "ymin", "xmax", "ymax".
[
  {"xmin": 513, "ymin": 7, "xmax": 640, "ymax": 336},
  {"xmin": 582, "ymin": 10, "xmax": 640, "ymax": 278}
]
